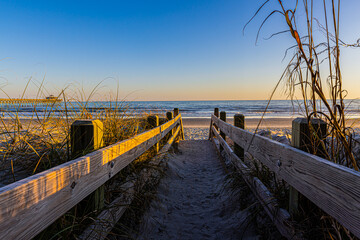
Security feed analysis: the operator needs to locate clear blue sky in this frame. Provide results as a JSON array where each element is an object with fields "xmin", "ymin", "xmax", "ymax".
[{"xmin": 0, "ymin": 0, "xmax": 359, "ymax": 100}]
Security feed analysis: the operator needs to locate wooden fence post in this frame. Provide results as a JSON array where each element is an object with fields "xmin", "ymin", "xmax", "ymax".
[
  {"xmin": 71, "ymin": 120, "xmax": 104, "ymax": 158},
  {"xmin": 166, "ymin": 111, "xmax": 173, "ymax": 120},
  {"xmin": 234, "ymin": 114, "xmax": 245, "ymax": 160},
  {"xmin": 220, "ymin": 111, "xmax": 226, "ymax": 139},
  {"xmin": 147, "ymin": 115, "xmax": 159, "ymax": 153},
  {"xmin": 166, "ymin": 111, "xmax": 174, "ymax": 136},
  {"xmin": 220, "ymin": 111, "xmax": 226, "ymax": 151},
  {"xmin": 174, "ymin": 107, "xmax": 185, "ymax": 139},
  {"xmin": 214, "ymin": 108, "xmax": 219, "ymax": 117},
  {"xmin": 214, "ymin": 108, "xmax": 219, "ymax": 131},
  {"xmin": 71, "ymin": 119, "xmax": 105, "ymax": 212},
  {"xmin": 292, "ymin": 118, "xmax": 327, "ymax": 157},
  {"xmin": 172, "ymin": 108, "xmax": 183, "ymax": 151},
  {"xmin": 289, "ymin": 117, "xmax": 327, "ymax": 215},
  {"xmin": 174, "ymin": 108, "xmax": 179, "ymax": 117}
]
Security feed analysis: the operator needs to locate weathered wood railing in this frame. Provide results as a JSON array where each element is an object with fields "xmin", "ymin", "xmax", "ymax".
[
  {"xmin": 210, "ymin": 113, "xmax": 360, "ymax": 239},
  {"xmin": 0, "ymin": 113, "xmax": 183, "ymax": 239}
]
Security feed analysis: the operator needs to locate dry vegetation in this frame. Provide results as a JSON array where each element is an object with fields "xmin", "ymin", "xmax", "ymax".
[
  {"xmin": 243, "ymin": 0, "xmax": 360, "ymax": 239},
  {"xmin": 0, "ymin": 83, "xmax": 145, "ymax": 184},
  {"xmin": 0, "ymin": 81, "xmax": 172, "ymax": 239}
]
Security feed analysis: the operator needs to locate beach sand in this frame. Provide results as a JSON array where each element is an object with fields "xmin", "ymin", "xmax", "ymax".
[
  {"xmin": 137, "ymin": 140, "xmax": 261, "ymax": 239},
  {"xmin": 138, "ymin": 123, "xmax": 284, "ymax": 239},
  {"xmin": 182, "ymin": 117, "xmax": 360, "ymax": 129},
  {"xmin": 183, "ymin": 117, "xmax": 360, "ymax": 143},
  {"xmin": 183, "ymin": 117, "xmax": 293, "ymax": 142},
  {"xmin": 182, "ymin": 117, "xmax": 293, "ymax": 128}
]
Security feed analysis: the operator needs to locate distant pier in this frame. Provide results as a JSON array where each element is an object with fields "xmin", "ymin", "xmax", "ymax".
[{"xmin": 0, "ymin": 96, "xmax": 62, "ymax": 109}]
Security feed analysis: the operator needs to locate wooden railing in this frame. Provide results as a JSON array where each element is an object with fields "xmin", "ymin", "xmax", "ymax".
[
  {"xmin": 0, "ymin": 113, "xmax": 183, "ymax": 239},
  {"xmin": 210, "ymin": 114, "xmax": 360, "ymax": 239}
]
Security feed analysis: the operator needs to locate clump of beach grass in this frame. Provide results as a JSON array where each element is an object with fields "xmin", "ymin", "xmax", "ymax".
[
  {"xmin": 244, "ymin": 0, "xmax": 360, "ymax": 238},
  {"xmin": 0, "ymin": 79, "xmax": 172, "ymax": 239},
  {"xmin": 0, "ymin": 80, "xmax": 145, "ymax": 183}
]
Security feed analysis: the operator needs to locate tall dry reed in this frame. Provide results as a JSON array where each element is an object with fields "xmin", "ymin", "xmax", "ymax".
[
  {"xmin": 246, "ymin": 0, "xmax": 360, "ymax": 169},
  {"xmin": 245, "ymin": 1, "xmax": 360, "ymax": 238}
]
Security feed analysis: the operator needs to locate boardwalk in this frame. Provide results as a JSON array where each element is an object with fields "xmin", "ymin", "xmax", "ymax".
[
  {"xmin": 2, "ymin": 112, "xmax": 359, "ymax": 239},
  {"xmin": 137, "ymin": 140, "xmax": 258, "ymax": 240}
]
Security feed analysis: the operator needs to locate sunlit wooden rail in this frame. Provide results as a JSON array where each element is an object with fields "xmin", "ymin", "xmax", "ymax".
[
  {"xmin": 0, "ymin": 113, "xmax": 183, "ymax": 239},
  {"xmin": 210, "ymin": 114, "xmax": 360, "ymax": 239}
]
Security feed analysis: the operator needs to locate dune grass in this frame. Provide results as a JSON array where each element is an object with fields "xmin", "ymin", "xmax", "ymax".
[
  {"xmin": 0, "ymin": 80, "xmax": 161, "ymax": 181},
  {"xmin": 243, "ymin": 0, "xmax": 360, "ymax": 238},
  {"xmin": 0, "ymin": 81, "xmax": 173, "ymax": 239}
]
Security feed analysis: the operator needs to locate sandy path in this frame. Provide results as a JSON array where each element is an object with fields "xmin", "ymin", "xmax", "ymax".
[{"xmin": 137, "ymin": 140, "xmax": 258, "ymax": 240}]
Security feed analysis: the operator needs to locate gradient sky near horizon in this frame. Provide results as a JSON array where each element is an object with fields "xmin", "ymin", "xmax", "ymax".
[{"xmin": 0, "ymin": 0, "xmax": 360, "ymax": 101}]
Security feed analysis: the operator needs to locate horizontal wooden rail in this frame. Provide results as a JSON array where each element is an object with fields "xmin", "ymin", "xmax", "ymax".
[
  {"xmin": 0, "ymin": 114, "xmax": 182, "ymax": 239},
  {"xmin": 210, "ymin": 126, "xmax": 298, "ymax": 239},
  {"xmin": 211, "ymin": 114, "xmax": 360, "ymax": 238}
]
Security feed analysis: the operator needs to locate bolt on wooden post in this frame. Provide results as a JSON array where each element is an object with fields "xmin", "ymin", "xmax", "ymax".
[
  {"xmin": 234, "ymin": 114, "xmax": 245, "ymax": 160},
  {"xmin": 71, "ymin": 119, "xmax": 105, "ymax": 212},
  {"xmin": 147, "ymin": 115, "xmax": 159, "ymax": 153},
  {"xmin": 289, "ymin": 117, "xmax": 327, "ymax": 215},
  {"xmin": 220, "ymin": 111, "xmax": 226, "ymax": 151}
]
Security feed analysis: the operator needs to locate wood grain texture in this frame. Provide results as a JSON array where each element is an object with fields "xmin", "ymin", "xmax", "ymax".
[
  {"xmin": 211, "ymin": 126, "xmax": 300, "ymax": 239},
  {"xmin": 212, "ymin": 114, "xmax": 360, "ymax": 238},
  {"xmin": 0, "ymin": 114, "xmax": 181, "ymax": 239}
]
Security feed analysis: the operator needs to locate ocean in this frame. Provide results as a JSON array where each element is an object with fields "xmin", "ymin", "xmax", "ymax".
[{"xmin": 1, "ymin": 99, "xmax": 360, "ymax": 119}]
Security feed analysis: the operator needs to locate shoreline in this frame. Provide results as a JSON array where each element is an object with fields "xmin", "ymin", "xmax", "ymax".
[{"xmin": 2, "ymin": 116, "xmax": 360, "ymax": 129}]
